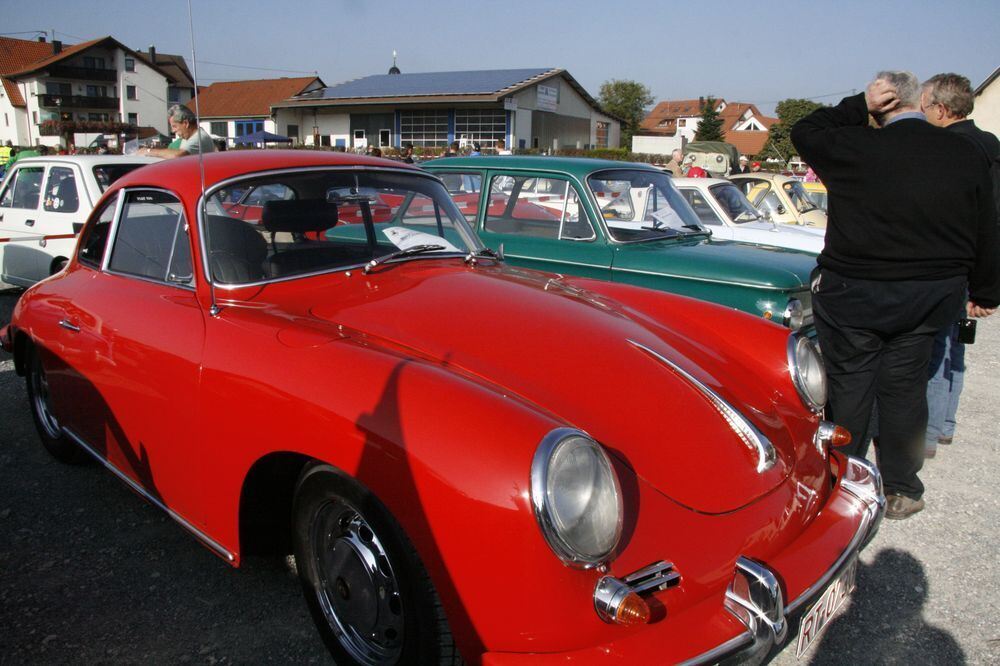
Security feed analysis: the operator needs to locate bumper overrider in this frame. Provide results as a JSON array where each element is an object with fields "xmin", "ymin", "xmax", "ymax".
[{"xmin": 682, "ymin": 453, "xmax": 885, "ymax": 665}]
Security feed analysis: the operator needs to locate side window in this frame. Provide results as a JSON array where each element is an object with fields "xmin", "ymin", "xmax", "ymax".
[
  {"xmin": 108, "ymin": 190, "xmax": 193, "ymax": 286},
  {"xmin": 0, "ymin": 166, "xmax": 44, "ymax": 210},
  {"xmin": 484, "ymin": 175, "xmax": 593, "ymax": 240},
  {"xmin": 43, "ymin": 167, "xmax": 80, "ymax": 213},
  {"xmin": 760, "ymin": 191, "xmax": 785, "ymax": 216},
  {"xmin": 78, "ymin": 193, "xmax": 119, "ymax": 267},
  {"xmin": 679, "ymin": 189, "xmax": 722, "ymax": 226},
  {"xmin": 437, "ymin": 172, "xmax": 481, "ymax": 222}
]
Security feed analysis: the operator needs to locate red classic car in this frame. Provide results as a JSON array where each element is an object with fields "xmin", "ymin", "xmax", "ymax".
[{"xmin": 1, "ymin": 150, "xmax": 884, "ymax": 665}]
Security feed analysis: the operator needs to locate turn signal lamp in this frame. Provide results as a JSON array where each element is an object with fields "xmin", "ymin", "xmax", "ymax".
[
  {"xmin": 614, "ymin": 592, "xmax": 651, "ymax": 625},
  {"xmin": 829, "ymin": 425, "xmax": 852, "ymax": 447}
]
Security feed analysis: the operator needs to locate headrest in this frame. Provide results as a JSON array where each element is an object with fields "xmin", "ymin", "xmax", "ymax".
[{"xmin": 261, "ymin": 199, "xmax": 339, "ymax": 233}]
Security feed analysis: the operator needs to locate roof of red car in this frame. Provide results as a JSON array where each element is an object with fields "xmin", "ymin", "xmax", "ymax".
[{"xmin": 113, "ymin": 150, "xmax": 422, "ymax": 196}]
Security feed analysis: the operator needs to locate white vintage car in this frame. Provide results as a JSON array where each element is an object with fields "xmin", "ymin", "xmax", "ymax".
[
  {"xmin": 0, "ymin": 154, "xmax": 159, "ymax": 287},
  {"xmin": 729, "ymin": 172, "xmax": 828, "ymax": 228},
  {"xmin": 674, "ymin": 177, "xmax": 825, "ymax": 255}
]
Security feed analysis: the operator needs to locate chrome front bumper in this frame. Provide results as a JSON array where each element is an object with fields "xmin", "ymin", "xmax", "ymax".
[{"xmin": 681, "ymin": 454, "xmax": 886, "ymax": 666}]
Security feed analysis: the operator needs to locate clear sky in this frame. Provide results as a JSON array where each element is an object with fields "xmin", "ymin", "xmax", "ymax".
[{"xmin": 2, "ymin": 0, "xmax": 998, "ymax": 116}]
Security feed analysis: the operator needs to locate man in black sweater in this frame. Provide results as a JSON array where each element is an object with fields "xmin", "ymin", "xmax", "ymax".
[
  {"xmin": 791, "ymin": 71, "xmax": 999, "ymax": 520},
  {"xmin": 920, "ymin": 73, "xmax": 1000, "ymax": 459}
]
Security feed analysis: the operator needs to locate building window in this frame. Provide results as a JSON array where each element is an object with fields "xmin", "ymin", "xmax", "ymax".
[
  {"xmin": 454, "ymin": 109, "xmax": 506, "ymax": 149},
  {"xmin": 677, "ymin": 119, "xmax": 686, "ymax": 127},
  {"xmin": 88, "ymin": 113, "xmax": 110, "ymax": 122},
  {"xmin": 286, "ymin": 124, "xmax": 299, "ymax": 140},
  {"xmin": 128, "ymin": 112, "xmax": 138, "ymax": 126},
  {"xmin": 596, "ymin": 122, "xmax": 609, "ymax": 148},
  {"xmin": 168, "ymin": 88, "xmax": 180, "ymax": 103},
  {"xmin": 210, "ymin": 122, "xmax": 228, "ymax": 137},
  {"xmin": 86, "ymin": 85, "xmax": 109, "ymax": 98},
  {"xmin": 33, "ymin": 111, "xmax": 38, "ymax": 124},
  {"xmin": 126, "ymin": 86, "xmax": 137, "ymax": 100},
  {"xmin": 83, "ymin": 56, "xmax": 106, "ymax": 70},
  {"xmin": 399, "ymin": 110, "xmax": 449, "ymax": 147},
  {"xmin": 46, "ymin": 82, "xmax": 72, "ymax": 96},
  {"xmin": 4, "ymin": 113, "xmax": 8, "ymax": 127},
  {"xmin": 125, "ymin": 57, "xmax": 135, "ymax": 72},
  {"xmin": 234, "ymin": 120, "xmax": 264, "ymax": 137}
]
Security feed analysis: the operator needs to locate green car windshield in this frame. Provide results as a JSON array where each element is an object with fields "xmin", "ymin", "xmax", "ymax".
[{"xmin": 588, "ymin": 169, "xmax": 706, "ymax": 242}]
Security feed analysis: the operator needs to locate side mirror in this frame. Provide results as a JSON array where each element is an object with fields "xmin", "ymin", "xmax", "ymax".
[
  {"xmin": 496, "ymin": 242, "xmax": 505, "ymax": 261},
  {"xmin": 775, "ymin": 204, "xmax": 786, "ymax": 215}
]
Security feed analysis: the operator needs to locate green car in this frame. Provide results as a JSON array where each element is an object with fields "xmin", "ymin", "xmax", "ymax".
[{"xmin": 423, "ymin": 156, "xmax": 817, "ymax": 331}]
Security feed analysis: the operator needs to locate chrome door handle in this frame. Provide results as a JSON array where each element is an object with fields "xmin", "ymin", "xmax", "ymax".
[
  {"xmin": 25, "ymin": 219, "xmax": 35, "ymax": 227},
  {"xmin": 58, "ymin": 319, "xmax": 80, "ymax": 332}
]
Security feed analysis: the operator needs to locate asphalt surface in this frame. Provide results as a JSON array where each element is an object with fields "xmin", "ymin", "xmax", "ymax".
[{"xmin": 1, "ymin": 284, "xmax": 998, "ymax": 665}]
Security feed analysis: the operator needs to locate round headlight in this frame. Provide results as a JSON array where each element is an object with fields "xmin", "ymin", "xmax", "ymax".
[
  {"xmin": 783, "ymin": 298, "xmax": 805, "ymax": 331},
  {"xmin": 531, "ymin": 429, "xmax": 622, "ymax": 567},
  {"xmin": 788, "ymin": 335, "xmax": 827, "ymax": 412}
]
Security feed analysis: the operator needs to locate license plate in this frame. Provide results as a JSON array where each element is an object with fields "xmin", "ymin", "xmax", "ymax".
[{"xmin": 795, "ymin": 558, "xmax": 857, "ymax": 658}]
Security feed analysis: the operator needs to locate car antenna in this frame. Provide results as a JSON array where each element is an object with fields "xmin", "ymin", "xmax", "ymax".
[{"xmin": 187, "ymin": 0, "xmax": 220, "ymax": 316}]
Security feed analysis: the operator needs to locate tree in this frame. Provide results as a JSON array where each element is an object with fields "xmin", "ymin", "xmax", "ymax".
[
  {"xmin": 598, "ymin": 79, "xmax": 654, "ymax": 147},
  {"xmin": 694, "ymin": 97, "xmax": 725, "ymax": 142},
  {"xmin": 760, "ymin": 98, "xmax": 823, "ymax": 161}
]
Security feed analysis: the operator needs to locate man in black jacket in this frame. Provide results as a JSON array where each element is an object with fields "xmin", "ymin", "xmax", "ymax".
[
  {"xmin": 791, "ymin": 71, "xmax": 999, "ymax": 520},
  {"xmin": 920, "ymin": 73, "xmax": 1000, "ymax": 459}
]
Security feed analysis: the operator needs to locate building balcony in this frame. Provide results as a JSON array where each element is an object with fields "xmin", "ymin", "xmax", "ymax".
[
  {"xmin": 39, "ymin": 94, "xmax": 119, "ymax": 110},
  {"xmin": 45, "ymin": 65, "xmax": 118, "ymax": 82}
]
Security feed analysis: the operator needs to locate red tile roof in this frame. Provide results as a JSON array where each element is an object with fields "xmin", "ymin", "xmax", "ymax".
[
  {"xmin": 640, "ymin": 98, "xmax": 715, "ymax": 131},
  {"xmin": 726, "ymin": 130, "xmax": 771, "ymax": 157},
  {"xmin": 190, "ymin": 77, "xmax": 324, "ymax": 117},
  {"xmin": 0, "ymin": 36, "xmax": 57, "ymax": 106}
]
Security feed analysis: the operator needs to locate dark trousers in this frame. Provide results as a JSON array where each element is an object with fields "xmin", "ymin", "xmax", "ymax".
[{"xmin": 812, "ymin": 269, "xmax": 967, "ymax": 499}]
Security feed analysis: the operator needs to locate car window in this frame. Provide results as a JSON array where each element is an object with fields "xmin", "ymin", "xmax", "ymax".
[
  {"xmin": 108, "ymin": 190, "xmax": 193, "ymax": 286},
  {"xmin": 588, "ymin": 169, "xmax": 704, "ymax": 242},
  {"xmin": 782, "ymin": 181, "xmax": 818, "ymax": 213},
  {"xmin": 0, "ymin": 166, "xmax": 44, "ymax": 210},
  {"xmin": 436, "ymin": 172, "xmax": 482, "ymax": 222},
  {"xmin": 93, "ymin": 164, "xmax": 149, "ymax": 193},
  {"xmin": 759, "ymin": 191, "xmax": 785, "ymax": 216},
  {"xmin": 736, "ymin": 179, "xmax": 769, "ymax": 205},
  {"xmin": 43, "ymin": 166, "xmax": 80, "ymax": 213},
  {"xmin": 709, "ymin": 183, "xmax": 761, "ymax": 224},
  {"xmin": 678, "ymin": 188, "xmax": 722, "ymax": 226},
  {"xmin": 204, "ymin": 170, "xmax": 479, "ymax": 284},
  {"xmin": 78, "ymin": 193, "xmax": 119, "ymax": 267},
  {"xmin": 484, "ymin": 175, "xmax": 594, "ymax": 240}
]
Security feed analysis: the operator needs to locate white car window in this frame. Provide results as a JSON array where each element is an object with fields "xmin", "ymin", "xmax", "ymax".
[
  {"xmin": 0, "ymin": 166, "xmax": 44, "ymax": 210},
  {"xmin": 43, "ymin": 166, "xmax": 80, "ymax": 213}
]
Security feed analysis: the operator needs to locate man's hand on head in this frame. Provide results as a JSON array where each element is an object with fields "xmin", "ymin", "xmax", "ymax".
[
  {"xmin": 866, "ymin": 79, "xmax": 901, "ymax": 115},
  {"xmin": 967, "ymin": 302, "xmax": 997, "ymax": 318}
]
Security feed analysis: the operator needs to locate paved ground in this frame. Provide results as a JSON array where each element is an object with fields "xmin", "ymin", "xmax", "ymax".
[{"xmin": 1, "ymin": 285, "xmax": 998, "ymax": 665}]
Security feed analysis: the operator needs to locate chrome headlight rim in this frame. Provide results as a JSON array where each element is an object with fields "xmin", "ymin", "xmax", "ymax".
[
  {"xmin": 787, "ymin": 334, "xmax": 827, "ymax": 413},
  {"xmin": 783, "ymin": 298, "xmax": 804, "ymax": 331},
  {"xmin": 530, "ymin": 428, "xmax": 623, "ymax": 569}
]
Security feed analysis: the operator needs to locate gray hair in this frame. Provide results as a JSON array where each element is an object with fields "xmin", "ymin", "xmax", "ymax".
[
  {"xmin": 874, "ymin": 70, "xmax": 921, "ymax": 108},
  {"xmin": 168, "ymin": 104, "xmax": 197, "ymax": 125},
  {"xmin": 922, "ymin": 73, "xmax": 974, "ymax": 119}
]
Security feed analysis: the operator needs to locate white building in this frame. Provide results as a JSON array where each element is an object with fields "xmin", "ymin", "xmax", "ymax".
[
  {"xmin": 970, "ymin": 66, "xmax": 1000, "ymax": 138},
  {"xmin": 0, "ymin": 35, "xmax": 174, "ymax": 147}
]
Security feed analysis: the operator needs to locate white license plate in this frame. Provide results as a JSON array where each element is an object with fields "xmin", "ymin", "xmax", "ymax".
[{"xmin": 795, "ymin": 558, "xmax": 857, "ymax": 658}]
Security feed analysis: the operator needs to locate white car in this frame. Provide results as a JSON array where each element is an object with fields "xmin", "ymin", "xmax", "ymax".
[
  {"xmin": 729, "ymin": 173, "xmax": 828, "ymax": 228},
  {"xmin": 0, "ymin": 155, "xmax": 159, "ymax": 287},
  {"xmin": 674, "ymin": 177, "xmax": 825, "ymax": 254}
]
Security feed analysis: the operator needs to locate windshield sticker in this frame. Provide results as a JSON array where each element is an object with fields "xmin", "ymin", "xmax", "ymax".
[{"xmin": 382, "ymin": 226, "xmax": 460, "ymax": 252}]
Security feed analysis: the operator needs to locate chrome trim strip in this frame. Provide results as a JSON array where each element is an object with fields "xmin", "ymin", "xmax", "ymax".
[
  {"xmin": 99, "ymin": 190, "xmax": 127, "ymax": 272},
  {"xmin": 627, "ymin": 339, "xmax": 777, "ymax": 473},
  {"xmin": 612, "ymin": 265, "xmax": 799, "ymax": 291},
  {"xmin": 62, "ymin": 427, "xmax": 236, "ymax": 562},
  {"xmin": 503, "ymin": 253, "xmax": 606, "ymax": 270}
]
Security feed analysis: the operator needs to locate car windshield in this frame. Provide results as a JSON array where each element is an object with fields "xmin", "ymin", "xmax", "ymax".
[
  {"xmin": 805, "ymin": 189, "xmax": 828, "ymax": 211},
  {"xmin": 782, "ymin": 181, "xmax": 819, "ymax": 214},
  {"xmin": 587, "ymin": 169, "xmax": 705, "ymax": 242},
  {"xmin": 203, "ymin": 169, "xmax": 481, "ymax": 284},
  {"xmin": 93, "ymin": 164, "xmax": 148, "ymax": 192},
  {"xmin": 709, "ymin": 183, "xmax": 762, "ymax": 223}
]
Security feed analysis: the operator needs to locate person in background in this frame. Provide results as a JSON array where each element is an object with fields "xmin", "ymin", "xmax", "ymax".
[
  {"xmin": 140, "ymin": 105, "xmax": 216, "ymax": 159},
  {"xmin": 804, "ymin": 166, "xmax": 818, "ymax": 182},
  {"xmin": 470, "ymin": 142, "xmax": 482, "ymax": 156},
  {"xmin": 920, "ymin": 72, "xmax": 1000, "ymax": 458},
  {"xmin": 687, "ymin": 165, "xmax": 708, "ymax": 178},
  {"xmin": 664, "ymin": 148, "xmax": 685, "ymax": 177},
  {"xmin": 496, "ymin": 138, "xmax": 512, "ymax": 155},
  {"xmin": 750, "ymin": 161, "xmax": 763, "ymax": 172},
  {"xmin": 734, "ymin": 155, "xmax": 750, "ymax": 174},
  {"xmin": 791, "ymin": 71, "xmax": 998, "ymax": 520},
  {"xmin": 402, "ymin": 143, "xmax": 415, "ymax": 163},
  {"xmin": 0, "ymin": 140, "xmax": 11, "ymax": 178}
]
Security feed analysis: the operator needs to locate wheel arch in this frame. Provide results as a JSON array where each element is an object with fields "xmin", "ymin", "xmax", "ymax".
[{"xmin": 237, "ymin": 450, "xmax": 314, "ymax": 557}]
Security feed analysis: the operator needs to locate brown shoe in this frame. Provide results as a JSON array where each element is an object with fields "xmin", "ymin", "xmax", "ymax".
[
  {"xmin": 885, "ymin": 494, "xmax": 925, "ymax": 520},
  {"xmin": 938, "ymin": 436, "xmax": 953, "ymax": 445}
]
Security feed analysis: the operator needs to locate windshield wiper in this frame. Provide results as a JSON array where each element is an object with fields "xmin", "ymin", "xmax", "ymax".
[{"xmin": 363, "ymin": 244, "xmax": 445, "ymax": 273}]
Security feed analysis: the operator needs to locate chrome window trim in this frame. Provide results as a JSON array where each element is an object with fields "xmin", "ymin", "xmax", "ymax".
[
  {"xmin": 104, "ymin": 187, "xmax": 196, "ymax": 292},
  {"xmin": 627, "ymin": 339, "xmax": 777, "ymax": 473},
  {"xmin": 62, "ymin": 427, "xmax": 235, "ymax": 562},
  {"xmin": 530, "ymin": 427, "xmax": 622, "ymax": 568},
  {"xmin": 197, "ymin": 165, "xmax": 481, "ymax": 288},
  {"xmin": 76, "ymin": 190, "xmax": 123, "ymax": 269},
  {"xmin": 481, "ymin": 173, "xmax": 597, "ymax": 243}
]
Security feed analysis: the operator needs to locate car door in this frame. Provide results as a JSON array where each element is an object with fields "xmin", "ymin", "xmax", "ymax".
[
  {"xmin": 54, "ymin": 187, "xmax": 207, "ymax": 523},
  {"xmin": 474, "ymin": 171, "xmax": 612, "ymax": 279},
  {"xmin": 0, "ymin": 163, "xmax": 47, "ymax": 285},
  {"xmin": 35, "ymin": 163, "xmax": 90, "ymax": 273}
]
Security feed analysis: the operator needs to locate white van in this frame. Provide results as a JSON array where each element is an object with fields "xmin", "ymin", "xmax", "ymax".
[{"xmin": 0, "ymin": 155, "xmax": 158, "ymax": 287}]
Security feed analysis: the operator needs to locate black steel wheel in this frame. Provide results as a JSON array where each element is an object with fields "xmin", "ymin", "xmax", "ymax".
[
  {"xmin": 25, "ymin": 344, "xmax": 88, "ymax": 464},
  {"xmin": 292, "ymin": 464, "xmax": 461, "ymax": 665}
]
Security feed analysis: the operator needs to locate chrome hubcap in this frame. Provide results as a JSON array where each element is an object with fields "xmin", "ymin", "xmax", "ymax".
[
  {"xmin": 31, "ymin": 358, "xmax": 61, "ymax": 439},
  {"xmin": 311, "ymin": 500, "xmax": 404, "ymax": 665}
]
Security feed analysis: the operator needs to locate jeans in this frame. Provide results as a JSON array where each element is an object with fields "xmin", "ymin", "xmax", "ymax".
[{"xmin": 925, "ymin": 321, "xmax": 966, "ymax": 443}]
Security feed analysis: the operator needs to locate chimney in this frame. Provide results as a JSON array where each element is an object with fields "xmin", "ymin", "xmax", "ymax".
[
  {"xmin": 37, "ymin": 35, "xmax": 47, "ymax": 43},
  {"xmin": 53, "ymin": 40, "xmax": 62, "ymax": 54},
  {"xmin": 149, "ymin": 45, "xmax": 156, "ymax": 62}
]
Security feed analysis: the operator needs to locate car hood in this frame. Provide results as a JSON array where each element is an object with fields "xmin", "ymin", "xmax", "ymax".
[
  {"xmin": 302, "ymin": 261, "xmax": 796, "ymax": 513},
  {"xmin": 612, "ymin": 237, "xmax": 814, "ymax": 289},
  {"xmin": 731, "ymin": 223, "xmax": 825, "ymax": 254}
]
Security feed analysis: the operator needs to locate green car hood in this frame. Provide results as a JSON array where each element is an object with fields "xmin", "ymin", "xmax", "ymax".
[{"xmin": 612, "ymin": 237, "xmax": 814, "ymax": 290}]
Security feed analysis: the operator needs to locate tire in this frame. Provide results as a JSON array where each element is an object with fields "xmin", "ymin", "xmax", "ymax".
[
  {"xmin": 292, "ymin": 464, "xmax": 462, "ymax": 665},
  {"xmin": 25, "ymin": 344, "xmax": 88, "ymax": 464}
]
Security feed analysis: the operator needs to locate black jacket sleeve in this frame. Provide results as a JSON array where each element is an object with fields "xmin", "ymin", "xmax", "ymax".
[
  {"xmin": 790, "ymin": 93, "xmax": 869, "ymax": 170},
  {"xmin": 970, "ymin": 168, "xmax": 1000, "ymax": 308}
]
